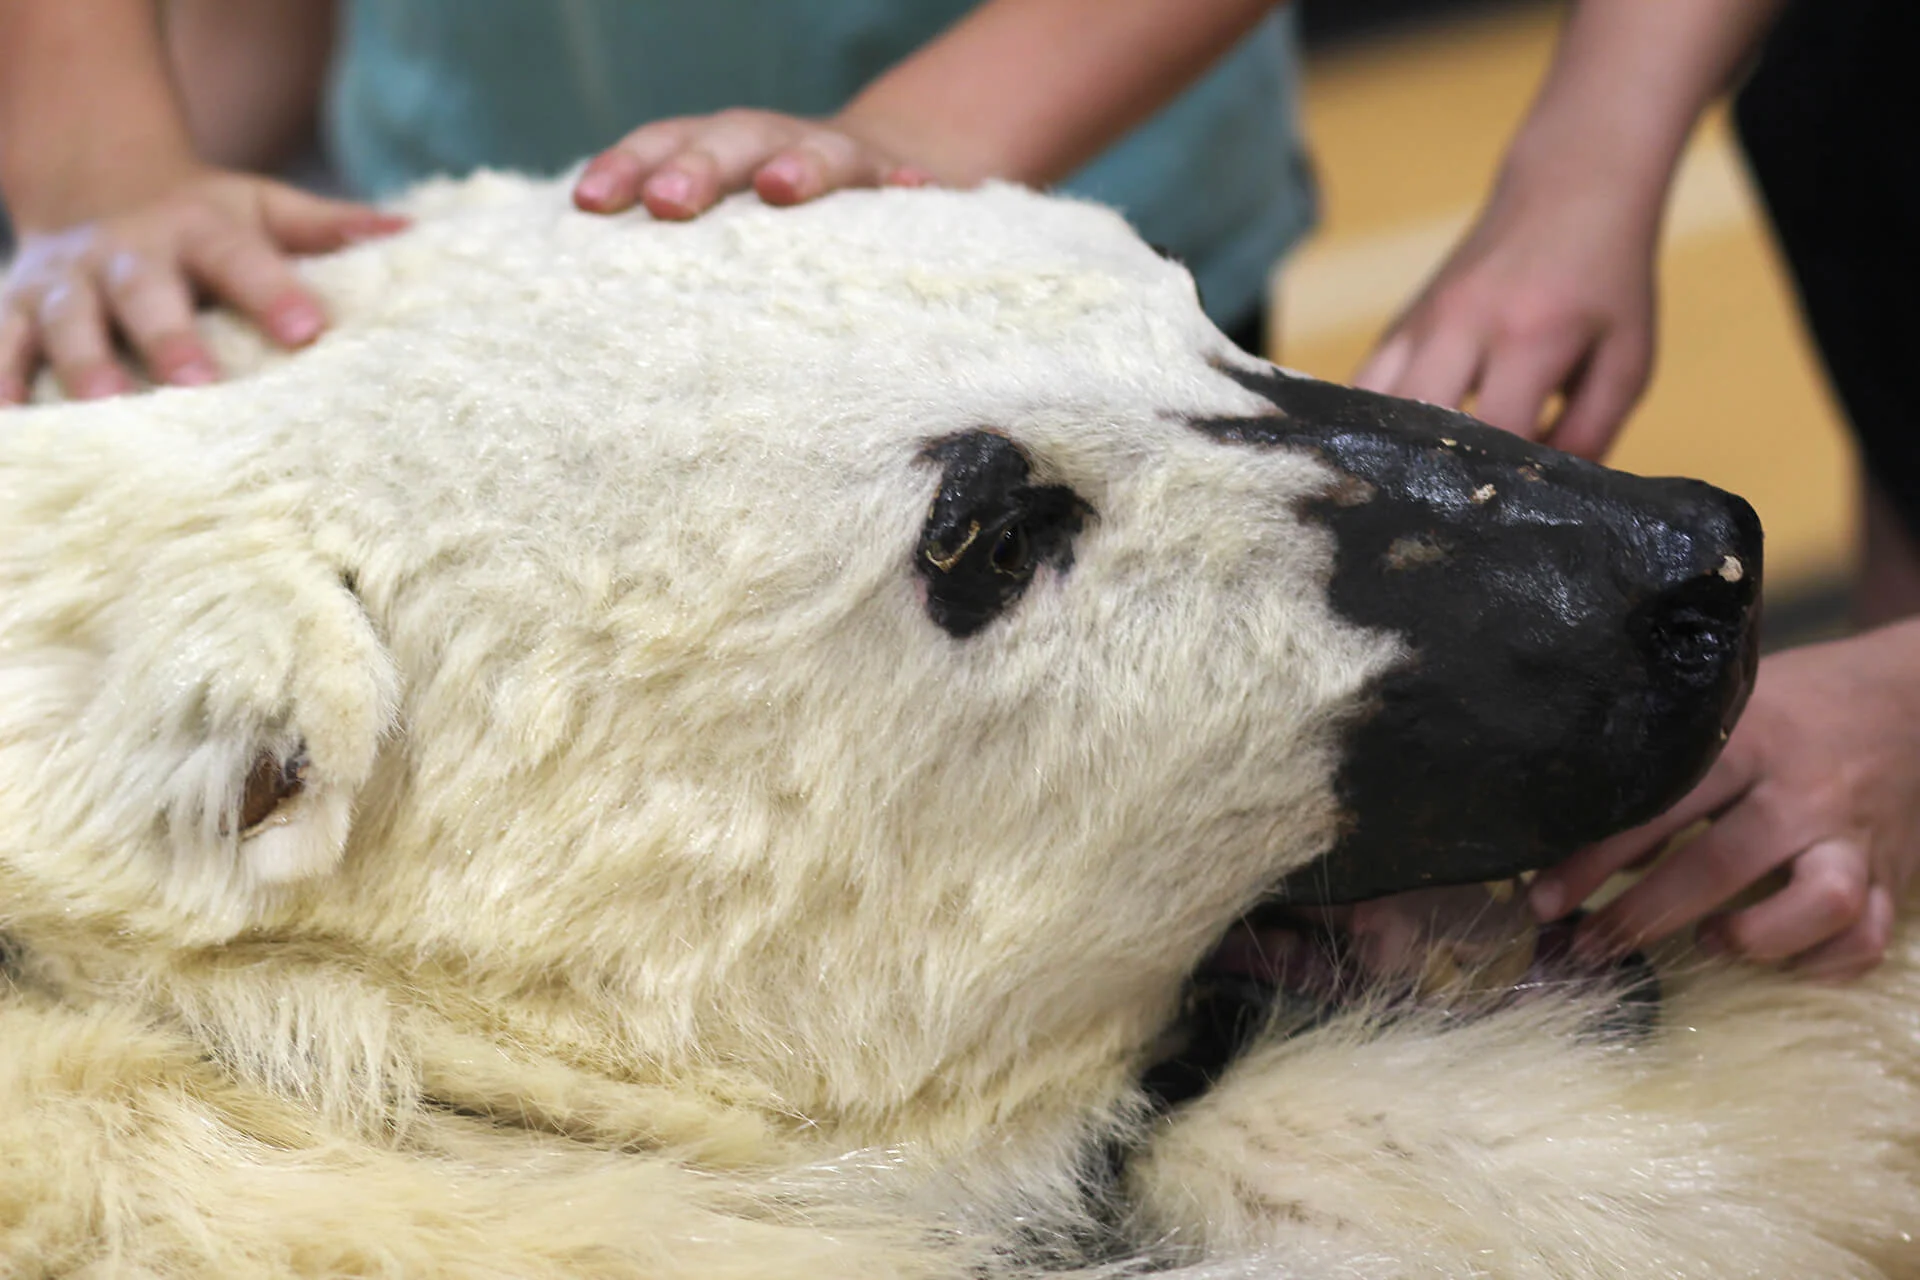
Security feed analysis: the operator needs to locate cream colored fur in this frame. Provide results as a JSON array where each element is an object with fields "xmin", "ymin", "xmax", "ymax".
[{"xmin": 1, "ymin": 175, "xmax": 1915, "ymax": 1277}]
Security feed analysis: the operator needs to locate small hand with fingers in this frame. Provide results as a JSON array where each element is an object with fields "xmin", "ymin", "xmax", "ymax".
[
  {"xmin": 0, "ymin": 168, "xmax": 406, "ymax": 404},
  {"xmin": 573, "ymin": 108, "xmax": 934, "ymax": 222},
  {"xmin": 1355, "ymin": 175, "xmax": 1659, "ymax": 461},
  {"xmin": 1529, "ymin": 624, "xmax": 1920, "ymax": 980}
]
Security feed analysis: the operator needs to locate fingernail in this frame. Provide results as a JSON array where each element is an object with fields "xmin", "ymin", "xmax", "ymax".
[
  {"xmin": 170, "ymin": 359, "xmax": 217, "ymax": 387},
  {"xmin": 77, "ymin": 370, "xmax": 131, "ymax": 400},
  {"xmin": 274, "ymin": 302, "xmax": 324, "ymax": 346},
  {"xmin": 761, "ymin": 157, "xmax": 805, "ymax": 190},
  {"xmin": 575, "ymin": 170, "xmax": 616, "ymax": 206},
  {"xmin": 1528, "ymin": 879, "xmax": 1564, "ymax": 922},
  {"xmin": 646, "ymin": 171, "xmax": 694, "ymax": 208},
  {"xmin": 345, "ymin": 212, "xmax": 410, "ymax": 242},
  {"xmin": 1356, "ymin": 337, "xmax": 1409, "ymax": 392}
]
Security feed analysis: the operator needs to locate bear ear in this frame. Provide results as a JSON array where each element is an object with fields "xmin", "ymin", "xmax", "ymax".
[
  {"xmin": 233, "ymin": 738, "xmax": 323, "ymax": 875},
  {"xmin": 0, "ymin": 527, "xmax": 400, "ymax": 938}
]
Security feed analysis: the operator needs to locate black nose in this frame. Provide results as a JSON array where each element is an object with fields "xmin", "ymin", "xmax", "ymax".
[
  {"xmin": 1636, "ymin": 554, "xmax": 1759, "ymax": 714},
  {"xmin": 1606, "ymin": 482, "xmax": 1763, "ymax": 829},
  {"xmin": 1603, "ymin": 472, "xmax": 1761, "ymax": 724}
]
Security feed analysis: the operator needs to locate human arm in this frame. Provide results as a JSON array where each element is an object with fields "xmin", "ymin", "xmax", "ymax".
[
  {"xmin": 163, "ymin": 0, "xmax": 339, "ymax": 173},
  {"xmin": 1355, "ymin": 0, "xmax": 1785, "ymax": 458},
  {"xmin": 0, "ymin": 0, "xmax": 401, "ymax": 402},
  {"xmin": 1528, "ymin": 621, "xmax": 1920, "ymax": 979},
  {"xmin": 573, "ymin": 0, "xmax": 1279, "ymax": 218}
]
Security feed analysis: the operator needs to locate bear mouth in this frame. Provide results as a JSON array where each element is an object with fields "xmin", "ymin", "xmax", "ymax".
[
  {"xmin": 1146, "ymin": 877, "xmax": 1659, "ymax": 1111},
  {"xmin": 1216, "ymin": 876, "xmax": 1641, "ymax": 1008}
]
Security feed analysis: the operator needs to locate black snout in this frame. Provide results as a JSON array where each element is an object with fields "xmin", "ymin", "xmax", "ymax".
[
  {"xmin": 1630, "ymin": 496, "xmax": 1762, "ymax": 734},
  {"xmin": 1194, "ymin": 365, "xmax": 1762, "ymax": 905}
]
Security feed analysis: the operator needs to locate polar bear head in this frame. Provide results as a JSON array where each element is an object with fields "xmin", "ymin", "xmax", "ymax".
[{"xmin": 0, "ymin": 178, "xmax": 1758, "ymax": 1151}]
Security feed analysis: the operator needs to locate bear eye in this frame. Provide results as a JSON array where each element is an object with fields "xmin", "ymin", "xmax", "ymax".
[
  {"xmin": 915, "ymin": 430, "xmax": 1093, "ymax": 638},
  {"xmin": 989, "ymin": 522, "xmax": 1032, "ymax": 578}
]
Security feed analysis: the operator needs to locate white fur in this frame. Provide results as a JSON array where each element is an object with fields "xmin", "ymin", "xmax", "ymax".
[{"xmin": 1, "ymin": 175, "xmax": 1915, "ymax": 1277}]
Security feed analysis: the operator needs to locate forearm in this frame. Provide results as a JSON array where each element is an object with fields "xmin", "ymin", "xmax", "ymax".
[
  {"xmin": 836, "ymin": 0, "xmax": 1280, "ymax": 187},
  {"xmin": 0, "ymin": 0, "xmax": 197, "ymax": 232},
  {"xmin": 163, "ymin": 0, "xmax": 336, "ymax": 172},
  {"xmin": 1502, "ymin": 0, "xmax": 1787, "ymax": 216}
]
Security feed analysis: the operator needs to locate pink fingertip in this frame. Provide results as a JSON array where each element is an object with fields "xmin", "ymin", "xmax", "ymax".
[
  {"xmin": 273, "ymin": 301, "xmax": 325, "ymax": 346},
  {"xmin": 169, "ymin": 359, "xmax": 217, "ymax": 387},
  {"xmin": 1867, "ymin": 884, "xmax": 1895, "ymax": 943},
  {"xmin": 761, "ymin": 156, "xmax": 806, "ymax": 191},
  {"xmin": 0, "ymin": 376, "xmax": 25, "ymax": 405},
  {"xmin": 346, "ymin": 211, "xmax": 411, "ymax": 241},
  {"xmin": 1527, "ymin": 878, "xmax": 1565, "ymax": 922},
  {"xmin": 1355, "ymin": 336, "xmax": 1411, "ymax": 394},
  {"xmin": 77, "ymin": 369, "xmax": 133, "ymax": 400},
  {"xmin": 645, "ymin": 171, "xmax": 695, "ymax": 210},
  {"xmin": 886, "ymin": 166, "xmax": 935, "ymax": 188},
  {"xmin": 575, "ymin": 169, "xmax": 618, "ymax": 208}
]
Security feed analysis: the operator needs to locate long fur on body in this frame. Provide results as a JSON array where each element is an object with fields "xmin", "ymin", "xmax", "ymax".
[{"xmin": 1, "ymin": 175, "xmax": 1916, "ymax": 1277}]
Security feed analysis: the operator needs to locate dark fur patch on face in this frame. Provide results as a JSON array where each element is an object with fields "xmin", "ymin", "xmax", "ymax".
[
  {"xmin": 915, "ymin": 431, "xmax": 1092, "ymax": 638},
  {"xmin": 1191, "ymin": 362, "xmax": 1762, "ymax": 903}
]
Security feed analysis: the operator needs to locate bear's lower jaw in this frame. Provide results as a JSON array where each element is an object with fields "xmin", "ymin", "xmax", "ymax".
[
  {"xmin": 1141, "ymin": 880, "xmax": 1660, "ymax": 1111},
  {"xmin": 1212, "ymin": 882, "xmax": 1655, "ymax": 1012}
]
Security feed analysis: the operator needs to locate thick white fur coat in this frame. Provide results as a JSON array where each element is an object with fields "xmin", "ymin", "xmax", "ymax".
[{"xmin": 0, "ymin": 175, "xmax": 1916, "ymax": 1277}]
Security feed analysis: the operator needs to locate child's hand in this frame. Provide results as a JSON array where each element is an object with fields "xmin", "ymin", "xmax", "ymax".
[
  {"xmin": 1354, "ymin": 177, "xmax": 1658, "ymax": 461},
  {"xmin": 0, "ymin": 168, "xmax": 407, "ymax": 404},
  {"xmin": 1529, "ymin": 623, "xmax": 1920, "ymax": 980},
  {"xmin": 572, "ymin": 109, "xmax": 933, "ymax": 221}
]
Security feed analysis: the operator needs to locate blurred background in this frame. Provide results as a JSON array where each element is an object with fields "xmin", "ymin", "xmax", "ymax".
[{"xmin": 1287, "ymin": 0, "xmax": 1857, "ymax": 647}]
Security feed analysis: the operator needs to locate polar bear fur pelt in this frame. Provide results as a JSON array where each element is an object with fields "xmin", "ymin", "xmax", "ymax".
[{"xmin": 0, "ymin": 174, "xmax": 1917, "ymax": 1278}]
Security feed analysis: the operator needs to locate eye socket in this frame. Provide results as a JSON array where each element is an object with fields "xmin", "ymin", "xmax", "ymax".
[
  {"xmin": 989, "ymin": 522, "xmax": 1032, "ymax": 578},
  {"xmin": 915, "ymin": 430, "xmax": 1093, "ymax": 638}
]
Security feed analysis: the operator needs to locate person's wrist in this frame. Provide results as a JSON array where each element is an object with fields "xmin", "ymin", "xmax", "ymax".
[
  {"xmin": 1490, "ymin": 109, "xmax": 1673, "ymax": 243},
  {"xmin": 828, "ymin": 102, "xmax": 973, "ymax": 185},
  {"xmin": 824, "ymin": 107, "xmax": 913, "ymax": 168},
  {"xmin": 4, "ymin": 132, "xmax": 204, "ymax": 234}
]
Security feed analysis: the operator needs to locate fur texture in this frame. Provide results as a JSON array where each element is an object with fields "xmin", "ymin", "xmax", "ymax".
[{"xmin": 1, "ymin": 175, "xmax": 1916, "ymax": 1277}]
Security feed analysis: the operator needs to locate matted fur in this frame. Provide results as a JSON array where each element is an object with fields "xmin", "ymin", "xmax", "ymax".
[{"xmin": 1, "ymin": 176, "xmax": 1915, "ymax": 1278}]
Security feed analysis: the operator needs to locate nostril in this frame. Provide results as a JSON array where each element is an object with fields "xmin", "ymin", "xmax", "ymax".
[
  {"xmin": 1654, "ymin": 603, "xmax": 1726, "ymax": 682},
  {"xmin": 1636, "ymin": 572, "xmax": 1749, "ymax": 686}
]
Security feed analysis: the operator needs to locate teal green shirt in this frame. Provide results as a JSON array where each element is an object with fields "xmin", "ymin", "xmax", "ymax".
[{"xmin": 327, "ymin": 2, "xmax": 1316, "ymax": 328}]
